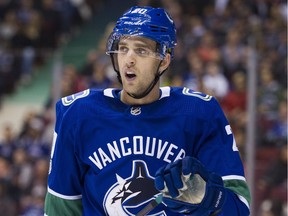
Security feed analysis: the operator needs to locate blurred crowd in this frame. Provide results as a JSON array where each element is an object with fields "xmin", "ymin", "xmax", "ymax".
[
  {"xmin": 0, "ymin": 0, "xmax": 103, "ymax": 100},
  {"xmin": 0, "ymin": 0, "xmax": 287, "ymax": 215}
]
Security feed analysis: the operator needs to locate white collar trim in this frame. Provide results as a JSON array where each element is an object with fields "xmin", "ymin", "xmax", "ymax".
[
  {"xmin": 103, "ymin": 87, "xmax": 171, "ymax": 99},
  {"xmin": 159, "ymin": 86, "xmax": 170, "ymax": 99}
]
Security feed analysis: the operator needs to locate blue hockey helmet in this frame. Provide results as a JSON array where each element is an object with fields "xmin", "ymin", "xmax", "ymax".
[{"xmin": 106, "ymin": 6, "xmax": 177, "ymax": 59}]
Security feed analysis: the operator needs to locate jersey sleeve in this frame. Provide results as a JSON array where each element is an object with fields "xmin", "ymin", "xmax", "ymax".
[
  {"xmin": 45, "ymin": 100, "xmax": 83, "ymax": 215},
  {"xmin": 194, "ymin": 97, "xmax": 251, "ymax": 215}
]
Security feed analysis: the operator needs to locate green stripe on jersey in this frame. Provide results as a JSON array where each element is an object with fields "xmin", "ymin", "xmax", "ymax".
[
  {"xmin": 44, "ymin": 192, "xmax": 82, "ymax": 216},
  {"xmin": 224, "ymin": 179, "xmax": 251, "ymax": 205}
]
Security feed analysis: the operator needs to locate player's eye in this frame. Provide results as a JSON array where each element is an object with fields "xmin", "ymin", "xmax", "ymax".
[
  {"xmin": 118, "ymin": 46, "xmax": 128, "ymax": 53},
  {"xmin": 135, "ymin": 48, "xmax": 149, "ymax": 56}
]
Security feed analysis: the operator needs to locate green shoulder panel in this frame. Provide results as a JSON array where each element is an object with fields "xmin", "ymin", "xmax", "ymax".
[{"xmin": 44, "ymin": 192, "xmax": 83, "ymax": 216}]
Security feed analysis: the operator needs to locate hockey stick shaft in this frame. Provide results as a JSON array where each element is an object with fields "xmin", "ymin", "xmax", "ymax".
[{"xmin": 136, "ymin": 194, "xmax": 163, "ymax": 216}]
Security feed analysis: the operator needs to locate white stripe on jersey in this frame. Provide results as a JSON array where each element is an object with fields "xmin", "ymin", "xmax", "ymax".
[
  {"xmin": 238, "ymin": 194, "xmax": 250, "ymax": 209},
  {"xmin": 222, "ymin": 175, "xmax": 246, "ymax": 181},
  {"xmin": 47, "ymin": 186, "xmax": 82, "ymax": 200}
]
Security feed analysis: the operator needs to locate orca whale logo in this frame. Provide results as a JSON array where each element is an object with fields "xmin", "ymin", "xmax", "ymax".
[{"xmin": 103, "ymin": 160, "xmax": 166, "ymax": 215}]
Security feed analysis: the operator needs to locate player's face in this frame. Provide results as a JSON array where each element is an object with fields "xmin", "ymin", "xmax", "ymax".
[{"xmin": 116, "ymin": 36, "xmax": 169, "ymax": 103}]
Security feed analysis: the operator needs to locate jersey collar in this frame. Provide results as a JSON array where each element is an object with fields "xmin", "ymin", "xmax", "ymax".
[{"xmin": 103, "ymin": 87, "xmax": 171, "ymax": 100}]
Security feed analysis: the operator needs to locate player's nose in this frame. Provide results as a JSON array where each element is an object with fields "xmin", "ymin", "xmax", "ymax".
[{"xmin": 125, "ymin": 50, "xmax": 136, "ymax": 67}]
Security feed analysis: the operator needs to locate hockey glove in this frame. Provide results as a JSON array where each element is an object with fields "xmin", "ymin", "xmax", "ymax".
[{"xmin": 154, "ymin": 156, "xmax": 226, "ymax": 215}]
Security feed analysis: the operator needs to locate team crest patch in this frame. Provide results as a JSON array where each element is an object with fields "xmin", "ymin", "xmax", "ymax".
[
  {"xmin": 62, "ymin": 89, "xmax": 90, "ymax": 106},
  {"xmin": 103, "ymin": 160, "xmax": 166, "ymax": 215}
]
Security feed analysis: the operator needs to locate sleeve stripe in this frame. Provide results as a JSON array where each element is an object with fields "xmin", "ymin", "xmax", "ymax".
[
  {"xmin": 222, "ymin": 175, "xmax": 246, "ymax": 181},
  {"xmin": 238, "ymin": 194, "xmax": 250, "ymax": 209},
  {"xmin": 48, "ymin": 187, "xmax": 82, "ymax": 200},
  {"xmin": 222, "ymin": 176, "xmax": 251, "ymax": 209}
]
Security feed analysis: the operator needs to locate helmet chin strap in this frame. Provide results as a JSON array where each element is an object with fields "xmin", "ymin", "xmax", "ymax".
[{"xmin": 127, "ymin": 61, "xmax": 165, "ymax": 99}]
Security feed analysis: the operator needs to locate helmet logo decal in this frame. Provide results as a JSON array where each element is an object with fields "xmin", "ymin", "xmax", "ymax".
[
  {"xmin": 123, "ymin": 20, "xmax": 146, "ymax": 26},
  {"xmin": 131, "ymin": 8, "xmax": 148, "ymax": 14}
]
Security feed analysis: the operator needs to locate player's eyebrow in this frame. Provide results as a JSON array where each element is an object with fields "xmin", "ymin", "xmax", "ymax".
[
  {"xmin": 119, "ymin": 38, "xmax": 155, "ymax": 51},
  {"xmin": 135, "ymin": 42, "xmax": 154, "ymax": 50}
]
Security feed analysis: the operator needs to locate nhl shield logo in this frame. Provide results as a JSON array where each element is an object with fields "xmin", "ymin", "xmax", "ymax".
[{"xmin": 130, "ymin": 107, "xmax": 141, "ymax": 115}]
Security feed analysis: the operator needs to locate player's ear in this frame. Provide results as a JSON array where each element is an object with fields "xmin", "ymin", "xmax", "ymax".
[{"xmin": 159, "ymin": 53, "xmax": 171, "ymax": 73}]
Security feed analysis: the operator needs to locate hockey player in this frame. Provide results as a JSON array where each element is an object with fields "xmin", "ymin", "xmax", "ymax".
[{"xmin": 44, "ymin": 6, "xmax": 251, "ymax": 216}]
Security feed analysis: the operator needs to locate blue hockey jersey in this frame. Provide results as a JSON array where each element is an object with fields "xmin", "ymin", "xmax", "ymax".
[{"xmin": 45, "ymin": 86, "xmax": 250, "ymax": 215}]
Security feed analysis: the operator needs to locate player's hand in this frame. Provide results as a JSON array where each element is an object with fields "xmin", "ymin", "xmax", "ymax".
[{"xmin": 154, "ymin": 156, "xmax": 226, "ymax": 215}]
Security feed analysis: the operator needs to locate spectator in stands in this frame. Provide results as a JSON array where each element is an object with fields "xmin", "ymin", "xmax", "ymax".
[
  {"xmin": 267, "ymin": 99, "xmax": 287, "ymax": 147},
  {"xmin": 160, "ymin": 0, "xmax": 185, "ymax": 37},
  {"xmin": 80, "ymin": 49, "xmax": 100, "ymax": 77},
  {"xmin": 184, "ymin": 16, "xmax": 206, "ymax": 48},
  {"xmin": 183, "ymin": 47, "xmax": 205, "ymax": 91},
  {"xmin": 80, "ymin": 49, "xmax": 118, "ymax": 88},
  {"xmin": 38, "ymin": 0, "xmax": 61, "ymax": 50},
  {"xmin": 20, "ymin": 11, "xmax": 42, "ymax": 84},
  {"xmin": 88, "ymin": 57, "xmax": 112, "ymax": 89},
  {"xmin": 11, "ymin": 147, "xmax": 33, "ymax": 192},
  {"xmin": 221, "ymin": 71, "xmax": 247, "ymax": 115},
  {"xmin": 221, "ymin": 71, "xmax": 247, "ymax": 156},
  {"xmin": 8, "ymin": 0, "xmax": 42, "ymax": 85},
  {"xmin": 167, "ymin": 39, "xmax": 189, "ymax": 82},
  {"xmin": 20, "ymin": 158, "xmax": 48, "ymax": 215},
  {"xmin": 16, "ymin": 0, "xmax": 36, "ymax": 25},
  {"xmin": 257, "ymin": 65, "xmax": 283, "ymax": 146},
  {"xmin": 220, "ymin": 28, "xmax": 247, "ymax": 82},
  {"xmin": 62, "ymin": 64, "xmax": 87, "ymax": 93},
  {"xmin": 202, "ymin": 61, "xmax": 229, "ymax": 99},
  {"xmin": 196, "ymin": 30, "xmax": 221, "ymax": 63},
  {"xmin": 0, "ymin": 10, "xmax": 18, "ymax": 43},
  {"xmin": 10, "ymin": 22, "xmax": 37, "ymax": 83},
  {"xmin": 0, "ymin": 41, "xmax": 19, "ymax": 95},
  {"xmin": 0, "ymin": 156, "xmax": 20, "ymax": 216},
  {"xmin": 0, "ymin": 124, "xmax": 16, "ymax": 162},
  {"xmin": 17, "ymin": 111, "xmax": 50, "ymax": 161}
]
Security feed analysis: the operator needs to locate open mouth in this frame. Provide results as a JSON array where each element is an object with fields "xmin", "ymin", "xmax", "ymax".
[{"xmin": 125, "ymin": 71, "xmax": 136, "ymax": 79}]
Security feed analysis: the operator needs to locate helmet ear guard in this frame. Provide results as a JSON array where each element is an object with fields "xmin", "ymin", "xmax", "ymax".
[{"xmin": 106, "ymin": 34, "xmax": 120, "ymax": 73}]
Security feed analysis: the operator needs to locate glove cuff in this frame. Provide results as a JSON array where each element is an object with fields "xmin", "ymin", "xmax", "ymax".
[
  {"xmin": 162, "ymin": 172, "xmax": 226, "ymax": 215},
  {"xmin": 201, "ymin": 173, "xmax": 226, "ymax": 211}
]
